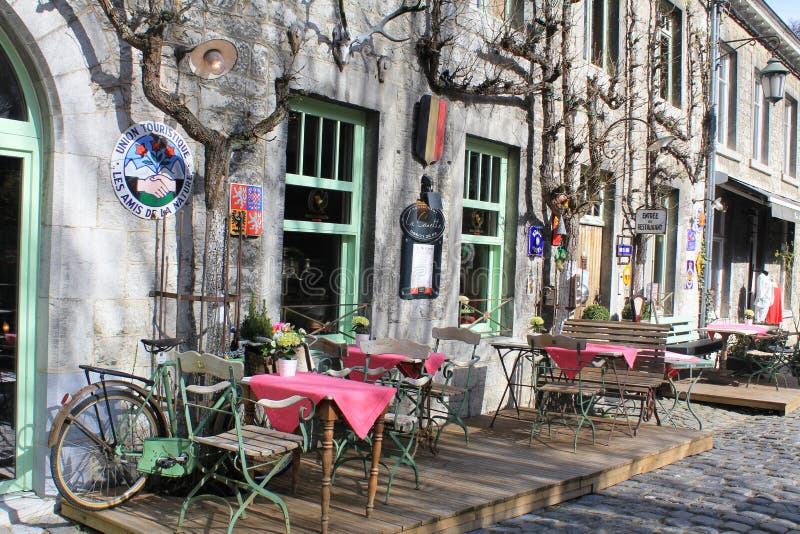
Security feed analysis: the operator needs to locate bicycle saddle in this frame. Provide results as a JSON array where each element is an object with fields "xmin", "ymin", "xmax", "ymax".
[{"xmin": 140, "ymin": 337, "xmax": 183, "ymax": 354}]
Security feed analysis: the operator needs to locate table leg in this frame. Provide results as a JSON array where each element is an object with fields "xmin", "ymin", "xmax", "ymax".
[
  {"xmin": 663, "ymin": 366, "xmax": 704, "ymax": 430},
  {"xmin": 489, "ymin": 348, "xmax": 523, "ymax": 427},
  {"xmin": 317, "ymin": 402, "xmax": 336, "ymax": 534},
  {"xmin": 367, "ymin": 412, "xmax": 385, "ymax": 517}
]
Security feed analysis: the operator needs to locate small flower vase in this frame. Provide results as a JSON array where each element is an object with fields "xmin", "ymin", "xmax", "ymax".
[
  {"xmin": 356, "ymin": 333, "xmax": 370, "ymax": 348},
  {"xmin": 277, "ymin": 358, "xmax": 298, "ymax": 377},
  {"xmin": 745, "ymin": 318, "xmax": 753, "ymax": 326}
]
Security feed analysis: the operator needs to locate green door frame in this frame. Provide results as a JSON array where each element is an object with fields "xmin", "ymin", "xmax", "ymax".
[{"xmin": 0, "ymin": 27, "xmax": 43, "ymax": 494}]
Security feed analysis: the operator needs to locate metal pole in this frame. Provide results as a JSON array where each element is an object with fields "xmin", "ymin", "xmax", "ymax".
[{"xmin": 700, "ymin": 0, "xmax": 721, "ymax": 328}]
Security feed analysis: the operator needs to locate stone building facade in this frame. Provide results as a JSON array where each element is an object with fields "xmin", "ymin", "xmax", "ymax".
[{"xmin": 0, "ymin": 0, "xmax": 797, "ymax": 497}]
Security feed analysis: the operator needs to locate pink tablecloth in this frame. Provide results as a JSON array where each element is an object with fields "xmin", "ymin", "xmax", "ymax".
[
  {"xmin": 704, "ymin": 323, "xmax": 772, "ymax": 336},
  {"xmin": 544, "ymin": 342, "xmax": 638, "ymax": 380},
  {"xmin": 345, "ymin": 345, "xmax": 447, "ymax": 381},
  {"xmin": 248, "ymin": 372, "xmax": 396, "ymax": 439}
]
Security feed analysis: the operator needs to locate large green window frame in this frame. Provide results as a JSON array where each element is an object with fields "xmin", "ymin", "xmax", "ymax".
[
  {"xmin": 281, "ymin": 98, "xmax": 364, "ymax": 336},
  {"xmin": 0, "ymin": 28, "xmax": 42, "ymax": 494},
  {"xmin": 459, "ymin": 138, "xmax": 509, "ymax": 334}
]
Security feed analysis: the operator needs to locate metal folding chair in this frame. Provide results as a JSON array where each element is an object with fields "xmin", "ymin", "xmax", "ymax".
[
  {"xmin": 428, "ymin": 327, "xmax": 481, "ymax": 447},
  {"xmin": 176, "ymin": 351, "xmax": 314, "ymax": 533},
  {"xmin": 528, "ymin": 335, "xmax": 605, "ymax": 452}
]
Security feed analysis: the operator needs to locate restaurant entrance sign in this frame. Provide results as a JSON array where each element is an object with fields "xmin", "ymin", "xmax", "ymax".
[
  {"xmin": 634, "ymin": 208, "xmax": 667, "ymax": 234},
  {"xmin": 399, "ymin": 202, "xmax": 445, "ymax": 299},
  {"xmin": 110, "ymin": 121, "xmax": 194, "ymax": 219}
]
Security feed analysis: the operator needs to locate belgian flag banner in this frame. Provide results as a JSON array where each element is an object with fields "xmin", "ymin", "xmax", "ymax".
[{"xmin": 414, "ymin": 94, "xmax": 447, "ymax": 165}]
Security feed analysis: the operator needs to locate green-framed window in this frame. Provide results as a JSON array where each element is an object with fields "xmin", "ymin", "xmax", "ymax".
[
  {"xmin": 281, "ymin": 98, "xmax": 364, "ymax": 336},
  {"xmin": 0, "ymin": 28, "xmax": 42, "ymax": 494},
  {"xmin": 459, "ymin": 138, "xmax": 510, "ymax": 334}
]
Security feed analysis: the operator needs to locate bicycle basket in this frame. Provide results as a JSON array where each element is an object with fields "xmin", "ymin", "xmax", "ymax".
[{"xmin": 137, "ymin": 438, "xmax": 196, "ymax": 478}]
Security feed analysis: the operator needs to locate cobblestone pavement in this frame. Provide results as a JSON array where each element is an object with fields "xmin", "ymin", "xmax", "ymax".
[{"xmin": 470, "ymin": 401, "xmax": 800, "ymax": 534}]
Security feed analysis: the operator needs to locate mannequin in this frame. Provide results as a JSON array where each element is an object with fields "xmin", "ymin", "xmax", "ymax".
[{"xmin": 753, "ymin": 269, "xmax": 774, "ymax": 323}]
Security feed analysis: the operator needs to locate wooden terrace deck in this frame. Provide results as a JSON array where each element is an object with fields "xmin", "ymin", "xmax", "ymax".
[
  {"xmin": 61, "ymin": 412, "xmax": 712, "ymax": 533},
  {"xmin": 672, "ymin": 375, "xmax": 800, "ymax": 415}
]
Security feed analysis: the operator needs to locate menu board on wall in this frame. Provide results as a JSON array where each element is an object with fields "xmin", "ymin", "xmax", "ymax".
[{"xmin": 399, "ymin": 202, "xmax": 445, "ymax": 299}]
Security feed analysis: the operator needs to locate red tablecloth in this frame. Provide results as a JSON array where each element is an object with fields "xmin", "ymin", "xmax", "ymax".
[
  {"xmin": 544, "ymin": 342, "xmax": 638, "ymax": 380},
  {"xmin": 345, "ymin": 345, "xmax": 447, "ymax": 381},
  {"xmin": 705, "ymin": 323, "xmax": 772, "ymax": 336},
  {"xmin": 248, "ymin": 372, "xmax": 396, "ymax": 439}
]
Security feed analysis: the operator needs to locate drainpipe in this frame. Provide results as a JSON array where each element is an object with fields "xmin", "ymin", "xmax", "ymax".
[{"xmin": 700, "ymin": 0, "xmax": 722, "ymax": 328}]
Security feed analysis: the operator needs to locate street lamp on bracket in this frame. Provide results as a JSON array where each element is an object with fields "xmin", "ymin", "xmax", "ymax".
[{"xmin": 597, "ymin": 116, "xmax": 676, "ymax": 161}]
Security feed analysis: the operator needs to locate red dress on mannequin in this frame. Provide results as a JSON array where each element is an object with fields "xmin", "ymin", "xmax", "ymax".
[{"xmin": 766, "ymin": 285, "xmax": 783, "ymax": 325}]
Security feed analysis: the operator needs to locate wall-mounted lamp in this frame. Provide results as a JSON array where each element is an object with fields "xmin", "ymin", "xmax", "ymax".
[
  {"xmin": 710, "ymin": 197, "xmax": 726, "ymax": 212},
  {"xmin": 646, "ymin": 135, "xmax": 676, "ymax": 153},
  {"xmin": 184, "ymin": 39, "xmax": 238, "ymax": 79},
  {"xmin": 761, "ymin": 57, "xmax": 789, "ymax": 104}
]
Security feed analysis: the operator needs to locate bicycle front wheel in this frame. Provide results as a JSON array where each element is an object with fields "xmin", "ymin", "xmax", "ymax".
[{"xmin": 50, "ymin": 388, "xmax": 166, "ymax": 510}]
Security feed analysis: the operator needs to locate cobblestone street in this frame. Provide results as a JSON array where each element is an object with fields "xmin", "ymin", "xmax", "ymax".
[{"xmin": 471, "ymin": 402, "xmax": 800, "ymax": 533}]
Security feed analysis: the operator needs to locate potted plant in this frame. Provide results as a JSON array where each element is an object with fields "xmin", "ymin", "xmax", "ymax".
[
  {"xmin": 263, "ymin": 322, "xmax": 306, "ymax": 376},
  {"xmin": 528, "ymin": 316, "xmax": 546, "ymax": 334},
  {"xmin": 744, "ymin": 309, "xmax": 754, "ymax": 326},
  {"xmin": 351, "ymin": 316, "xmax": 370, "ymax": 347},
  {"xmin": 582, "ymin": 303, "xmax": 610, "ymax": 321},
  {"xmin": 240, "ymin": 299, "xmax": 272, "ymax": 375}
]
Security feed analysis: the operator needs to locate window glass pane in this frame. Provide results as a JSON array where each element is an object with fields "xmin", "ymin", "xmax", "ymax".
[
  {"xmin": 0, "ymin": 47, "xmax": 26, "ymax": 122},
  {"xmin": 459, "ymin": 243, "xmax": 493, "ymax": 316},
  {"xmin": 606, "ymin": 0, "xmax": 620, "ymax": 72},
  {"xmin": 659, "ymin": 37, "xmax": 669, "ymax": 100},
  {"xmin": 670, "ymin": 10, "xmax": 682, "ymax": 105},
  {"xmin": 591, "ymin": 0, "xmax": 604, "ymax": 66},
  {"xmin": 761, "ymin": 92, "xmax": 770, "ymax": 163},
  {"xmin": 0, "ymin": 155, "xmax": 20, "ymax": 480},
  {"xmin": 338, "ymin": 122, "xmax": 354, "ymax": 182},
  {"xmin": 320, "ymin": 118, "xmax": 336, "ymax": 179},
  {"xmin": 282, "ymin": 232, "xmax": 342, "ymax": 333},
  {"xmin": 302, "ymin": 115, "xmax": 319, "ymax": 177},
  {"xmin": 491, "ymin": 156, "xmax": 501, "ymax": 203},
  {"xmin": 727, "ymin": 53, "xmax": 737, "ymax": 147},
  {"xmin": 480, "ymin": 154, "xmax": 492, "ymax": 201},
  {"xmin": 284, "ymin": 184, "xmax": 351, "ymax": 224},
  {"xmin": 468, "ymin": 151, "xmax": 480, "ymax": 200},
  {"xmin": 286, "ymin": 111, "xmax": 300, "ymax": 175},
  {"xmin": 462, "ymin": 207, "xmax": 499, "ymax": 236},
  {"xmin": 790, "ymin": 99, "xmax": 797, "ymax": 176}
]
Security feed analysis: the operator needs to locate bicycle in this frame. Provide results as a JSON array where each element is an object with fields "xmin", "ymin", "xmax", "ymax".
[{"xmin": 48, "ymin": 338, "xmax": 191, "ymax": 511}]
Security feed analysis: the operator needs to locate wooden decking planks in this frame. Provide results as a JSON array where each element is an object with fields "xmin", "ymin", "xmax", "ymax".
[
  {"xmin": 673, "ymin": 378, "xmax": 800, "ymax": 415},
  {"xmin": 60, "ymin": 414, "xmax": 712, "ymax": 534}
]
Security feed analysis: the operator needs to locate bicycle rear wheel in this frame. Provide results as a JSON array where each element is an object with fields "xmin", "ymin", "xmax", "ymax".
[{"xmin": 50, "ymin": 388, "xmax": 166, "ymax": 510}]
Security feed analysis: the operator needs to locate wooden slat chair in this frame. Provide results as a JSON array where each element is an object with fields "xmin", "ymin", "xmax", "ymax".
[
  {"xmin": 428, "ymin": 327, "xmax": 481, "ymax": 447},
  {"xmin": 528, "ymin": 334, "xmax": 605, "ymax": 452},
  {"xmin": 176, "ymin": 351, "xmax": 314, "ymax": 534},
  {"xmin": 352, "ymin": 338, "xmax": 432, "ymax": 503},
  {"xmin": 306, "ymin": 335, "xmax": 348, "ymax": 373},
  {"xmin": 324, "ymin": 365, "xmax": 393, "ymax": 485},
  {"xmin": 561, "ymin": 319, "xmax": 671, "ymax": 434}
]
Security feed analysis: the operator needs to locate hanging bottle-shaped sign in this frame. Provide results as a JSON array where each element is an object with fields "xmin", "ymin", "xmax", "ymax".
[{"xmin": 399, "ymin": 200, "xmax": 445, "ymax": 300}]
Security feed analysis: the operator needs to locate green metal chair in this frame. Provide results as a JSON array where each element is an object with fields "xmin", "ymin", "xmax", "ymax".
[
  {"xmin": 330, "ymin": 338, "xmax": 432, "ymax": 504},
  {"xmin": 176, "ymin": 351, "xmax": 314, "ymax": 534},
  {"xmin": 744, "ymin": 332, "xmax": 796, "ymax": 390},
  {"xmin": 528, "ymin": 334, "xmax": 605, "ymax": 452},
  {"xmin": 428, "ymin": 326, "xmax": 481, "ymax": 447}
]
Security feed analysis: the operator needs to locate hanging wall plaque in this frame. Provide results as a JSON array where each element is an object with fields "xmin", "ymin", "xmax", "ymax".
[
  {"xmin": 527, "ymin": 226, "xmax": 544, "ymax": 257},
  {"xmin": 110, "ymin": 121, "xmax": 194, "ymax": 219},
  {"xmin": 399, "ymin": 202, "xmax": 446, "ymax": 299},
  {"xmin": 229, "ymin": 183, "xmax": 263, "ymax": 237}
]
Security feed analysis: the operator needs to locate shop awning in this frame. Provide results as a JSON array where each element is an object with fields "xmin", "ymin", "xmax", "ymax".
[{"xmin": 715, "ymin": 172, "xmax": 800, "ymax": 223}]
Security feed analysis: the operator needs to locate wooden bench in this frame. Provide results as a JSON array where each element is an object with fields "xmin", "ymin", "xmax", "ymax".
[
  {"xmin": 655, "ymin": 316, "xmax": 723, "ymax": 357},
  {"xmin": 561, "ymin": 319, "xmax": 672, "ymax": 433}
]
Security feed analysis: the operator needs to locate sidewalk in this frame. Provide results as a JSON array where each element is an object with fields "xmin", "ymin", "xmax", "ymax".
[{"xmin": 0, "ymin": 493, "xmax": 82, "ymax": 533}]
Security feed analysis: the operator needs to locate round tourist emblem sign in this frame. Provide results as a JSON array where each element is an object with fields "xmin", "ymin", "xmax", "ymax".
[{"xmin": 110, "ymin": 121, "xmax": 194, "ymax": 219}]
